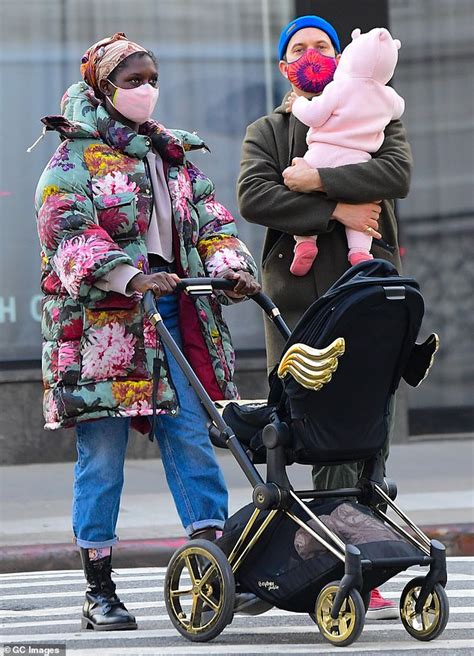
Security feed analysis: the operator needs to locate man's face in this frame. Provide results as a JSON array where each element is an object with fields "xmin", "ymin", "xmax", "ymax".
[{"xmin": 279, "ymin": 27, "xmax": 339, "ymax": 96}]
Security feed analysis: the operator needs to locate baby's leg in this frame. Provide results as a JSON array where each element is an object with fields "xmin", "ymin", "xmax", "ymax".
[
  {"xmin": 345, "ymin": 228, "xmax": 373, "ymax": 266},
  {"xmin": 290, "ymin": 235, "xmax": 318, "ymax": 276}
]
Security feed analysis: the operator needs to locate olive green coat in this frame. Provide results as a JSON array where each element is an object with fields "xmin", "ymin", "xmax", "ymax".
[{"xmin": 238, "ymin": 94, "xmax": 412, "ymax": 370}]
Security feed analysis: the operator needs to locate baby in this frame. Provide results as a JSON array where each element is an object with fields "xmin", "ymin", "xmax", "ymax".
[{"xmin": 287, "ymin": 27, "xmax": 405, "ymax": 275}]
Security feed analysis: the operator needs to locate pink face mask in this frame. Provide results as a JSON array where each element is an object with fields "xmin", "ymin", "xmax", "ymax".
[{"xmin": 109, "ymin": 82, "xmax": 159, "ymax": 124}]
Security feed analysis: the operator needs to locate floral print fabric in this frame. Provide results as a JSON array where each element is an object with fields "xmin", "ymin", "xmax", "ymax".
[{"xmin": 36, "ymin": 81, "xmax": 257, "ymax": 430}]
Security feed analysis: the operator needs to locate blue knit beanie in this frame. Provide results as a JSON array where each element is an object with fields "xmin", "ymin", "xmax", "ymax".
[{"xmin": 278, "ymin": 15, "xmax": 341, "ymax": 60}]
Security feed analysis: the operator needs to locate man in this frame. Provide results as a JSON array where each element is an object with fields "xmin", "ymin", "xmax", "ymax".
[{"xmin": 238, "ymin": 14, "xmax": 412, "ymax": 620}]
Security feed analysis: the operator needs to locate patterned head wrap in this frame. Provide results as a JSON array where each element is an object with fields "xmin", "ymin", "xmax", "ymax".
[{"xmin": 80, "ymin": 32, "xmax": 147, "ymax": 94}]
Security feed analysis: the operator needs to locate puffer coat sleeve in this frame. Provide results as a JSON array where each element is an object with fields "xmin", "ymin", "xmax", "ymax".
[
  {"xmin": 35, "ymin": 142, "xmax": 134, "ymax": 304},
  {"xmin": 187, "ymin": 161, "xmax": 258, "ymax": 287}
]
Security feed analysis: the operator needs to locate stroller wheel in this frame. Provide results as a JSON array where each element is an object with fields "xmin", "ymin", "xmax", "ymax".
[
  {"xmin": 400, "ymin": 576, "xmax": 449, "ymax": 641},
  {"xmin": 164, "ymin": 539, "xmax": 235, "ymax": 642},
  {"xmin": 314, "ymin": 581, "xmax": 365, "ymax": 647}
]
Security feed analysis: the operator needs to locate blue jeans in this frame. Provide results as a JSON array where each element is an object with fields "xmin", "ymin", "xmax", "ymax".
[{"xmin": 73, "ymin": 293, "xmax": 228, "ymax": 548}]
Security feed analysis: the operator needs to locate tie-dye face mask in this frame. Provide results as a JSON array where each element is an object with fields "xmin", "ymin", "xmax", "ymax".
[{"xmin": 286, "ymin": 48, "xmax": 337, "ymax": 94}]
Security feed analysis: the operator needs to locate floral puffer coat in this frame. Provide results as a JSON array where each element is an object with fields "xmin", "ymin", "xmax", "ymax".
[{"xmin": 35, "ymin": 82, "xmax": 257, "ymax": 430}]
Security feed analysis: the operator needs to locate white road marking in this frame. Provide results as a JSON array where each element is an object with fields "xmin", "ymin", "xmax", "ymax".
[
  {"xmin": 5, "ymin": 571, "xmax": 473, "ymax": 590},
  {"xmin": 4, "ymin": 586, "xmax": 474, "ymax": 602},
  {"xmin": 1, "ymin": 615, "xmax": 473, "ymax": 631},
  {"xmin": 3, "ymin": 622, "xmax": 474, "ymax": 643},
  {"xmin": 2, "ymin": 560, "xmax": 472, "ymax": 653},
  {"xmin": 0, "ymin": 566, "xmax": 165, "ymax": 580}
]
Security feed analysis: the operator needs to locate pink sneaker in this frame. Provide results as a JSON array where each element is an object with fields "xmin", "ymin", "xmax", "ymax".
[
  {"xmin": 348, "ymin": 251, "xmax": 373, "ymax": 266},
  {"xmin": 290, "ymin": 241, "xmax": 318, "ymax": 276},
  {"xmin": 366, "ymin": 588, "xmax": 399, "ymax": 620}
]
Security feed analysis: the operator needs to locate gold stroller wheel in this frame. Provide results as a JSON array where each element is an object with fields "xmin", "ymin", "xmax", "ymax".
[
  {"xmin": 400, "ymin": 576, "xmax": 449, "ymax": 641},
  {"xmin": 164, "ymin": 539, "xmax": 235, "ymax": 642},
  {"xmin": 315, "ymin": 581, "xmax": 365, "ymax": 647}
]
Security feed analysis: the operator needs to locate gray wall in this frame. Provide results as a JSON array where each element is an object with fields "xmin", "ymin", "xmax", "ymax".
[
  {"xmin": 389, "ymin": 0, "xmax": 474, "ymax": 410},
  {"xmin": 1, "ymin": 0, "xmax": 473, "ymax": 442},
  {"xmin": 0, "ymin": 0, "xmax": 292, "ymax": 361}
]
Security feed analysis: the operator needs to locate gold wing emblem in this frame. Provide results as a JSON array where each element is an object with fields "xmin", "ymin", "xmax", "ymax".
[{"xmin": 277, "ymin": 337, "xmax": 345, "ymax": 391}]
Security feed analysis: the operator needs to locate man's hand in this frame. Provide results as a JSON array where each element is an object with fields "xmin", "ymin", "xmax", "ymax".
[
  {"xmin": 282, "ymin": 157, "xmax": 324, "ymax": 193},
  {"xmin": 284, "ymin": 91, "xmax": 299, "ymax": 113},
  {"xmin": 127, "ymin": 272, "xmax": 181, "ymax": 297},
  {"xmin": 217, "ymin": 269, "xmax": 261, "ymax": 299},
  {"xmin": 332, "ymin": 201, "xmax": 382, "ymax": 239}
]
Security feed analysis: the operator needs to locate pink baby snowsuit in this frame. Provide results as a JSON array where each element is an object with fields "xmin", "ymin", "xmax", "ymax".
[{"xmin": 291, "ymin": 27, "xmax": 405, "ymax": 273}]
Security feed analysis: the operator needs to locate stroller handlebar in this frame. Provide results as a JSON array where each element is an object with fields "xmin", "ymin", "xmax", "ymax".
[{"xmin": 143, "ymin": 279, "xmax": 290, "ymax": 338}]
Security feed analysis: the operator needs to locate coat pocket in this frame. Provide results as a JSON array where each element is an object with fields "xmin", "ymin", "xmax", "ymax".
[
  {"xmin": 262, "ymin": 234, "xmax": 285, "ymax": 271},
  {"xmin": 79, "ymin": 304, "xmax": 149, "ymax": 384},
  {"xmin": 93, "ymin": 191, "xmax": 138, "ymax": 238}
]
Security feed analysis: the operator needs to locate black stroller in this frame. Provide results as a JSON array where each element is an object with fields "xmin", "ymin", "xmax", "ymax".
[{"xmin": 144, "ymin": 259, "xmax": 447, "ymax": 647}]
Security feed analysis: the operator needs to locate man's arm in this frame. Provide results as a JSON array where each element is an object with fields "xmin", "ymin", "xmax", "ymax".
[
  {"xmin": 317, "ymin": 119, "xmax": 413, "ymax": 202},
  {"xmin": 237, "ymin": 120, "xmax": 337, "ymax": 237}
]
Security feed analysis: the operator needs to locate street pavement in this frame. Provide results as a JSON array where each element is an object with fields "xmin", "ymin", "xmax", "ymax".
[
  {"xmin": 0, "ymin": 557, "xmax": 473, "ymax": 655},
  {"xmin": 0, "ymin": 438, "xmax": 472, "ymax": 572}
]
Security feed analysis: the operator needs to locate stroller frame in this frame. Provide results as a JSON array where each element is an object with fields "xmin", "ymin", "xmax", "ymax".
[{"xmin": 144, "ymin": 275, "xmax": 448, "ymax": 646}]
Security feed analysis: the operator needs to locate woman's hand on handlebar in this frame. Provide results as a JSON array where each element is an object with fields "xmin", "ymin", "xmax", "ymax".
[
  {"xmin": 217, "ymin": 269, "xmax": 261, "ymax": 298},
  {"xmin": 127, "ymin": 272, "xmax": 181, "ymax": 297}
]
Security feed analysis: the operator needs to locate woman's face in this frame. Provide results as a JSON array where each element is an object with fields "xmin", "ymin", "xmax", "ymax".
[
  {"xmin": 98, "ymin": 54, "xmax": 159, "ymax": 128},
  {"xmin": 100, "ymin": 53, "xmax": 158, "ymax": 97}
]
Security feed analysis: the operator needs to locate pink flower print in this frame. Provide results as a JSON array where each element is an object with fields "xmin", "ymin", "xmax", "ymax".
[
  {"xmin": 92, "ymin": 172, "xmax": 138, "ymax": 197},
  {"xmin": 118, "ymin": 399, "xmax": 153, "ymax": 416},
  {"xmin": 143, "ymin": 317, "xmax": 157, "ymax": 349},
  {"xmin": 51, "ymin": 307, "xmax": 60, "ymax": 322},
  {"xmin": 206, "ymin": 247, "xmax": 247, "ymax": 277},
  {"xmin": 98, "ymin": 207, "xmax": 129, "ymax": 234},
  {"xmin": 53, "ymin": 234, "xmax": 112, "ymax": 298},
  {"xmin": 169, "ymin": 171, "xmax": 192, "ymax": 216},
  {"xmin": 81, "ymin": 322, "xmax": 136, "ymax": 380},
  {"xmin": 57, "ymin": 341, "xmax": 79, "ymax": 374},
  {"xmin": 176, "ymin": 171, "xmax": 192, "ymax": 198},
  {"xmin": 44, "ymin": 396, "xmax": 59, "ymax": 425},
  {"xmin": 203, "ymin": 199, "xmax": 233, "ymax": 226},
  {"xmin": 38, "ymin": 193, "xmax": 74, "ymax": 250}
]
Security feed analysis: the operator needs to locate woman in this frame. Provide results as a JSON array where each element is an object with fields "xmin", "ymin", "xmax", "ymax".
[{"xmin": 35, "ymin": 33, "xmax": 259, "ymax": 631}]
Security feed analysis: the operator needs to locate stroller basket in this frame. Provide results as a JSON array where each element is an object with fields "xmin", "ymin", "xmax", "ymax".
[{"xmin": 217, "ymin": 497, "xmax": 428, "ymax": 613}]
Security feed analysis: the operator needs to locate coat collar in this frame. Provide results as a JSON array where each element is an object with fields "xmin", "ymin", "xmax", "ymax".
[
  {"xmin": 95, "ymin": 105, "xmax": 151, "ymax": 159},
  {"xmin": 39, "ymin": 81, "xmax": 207, "ymax": 164}
]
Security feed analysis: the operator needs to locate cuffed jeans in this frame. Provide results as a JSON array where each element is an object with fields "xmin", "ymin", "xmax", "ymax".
[{"xmin": 73, "ymin": 293, "xmax": 228, "ymax": 548}]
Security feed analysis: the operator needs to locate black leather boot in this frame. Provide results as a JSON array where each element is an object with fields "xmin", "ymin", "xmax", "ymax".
[
  {"xmin": 189, "ymin": 527, "xmax": 220, "ymax": 541},
  {"xmin": 80, "ymin": 548, "xmax": 137, "ymax": 631}
]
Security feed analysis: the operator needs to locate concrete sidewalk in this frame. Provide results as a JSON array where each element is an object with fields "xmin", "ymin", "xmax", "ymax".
[{"xmin": 0, "ymin": 438, "xmax": 472, "ymax": 572}]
